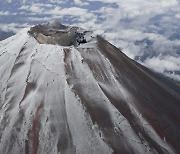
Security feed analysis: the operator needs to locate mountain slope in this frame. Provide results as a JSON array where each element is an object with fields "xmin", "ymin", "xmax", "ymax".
[{"xmin": 0, "ymin": 22, "xmax": 180, "ymax": 154}]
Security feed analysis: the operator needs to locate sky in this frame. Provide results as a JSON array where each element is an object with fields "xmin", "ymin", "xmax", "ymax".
[{"xmin": 0, "ymin": 0, "xmax": 180, "ymax": 81}]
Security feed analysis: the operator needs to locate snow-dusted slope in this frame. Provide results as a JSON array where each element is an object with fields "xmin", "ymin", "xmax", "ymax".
[{"xmin": 0, "ymin": 23, "xmax": 180, "ymax": 154}]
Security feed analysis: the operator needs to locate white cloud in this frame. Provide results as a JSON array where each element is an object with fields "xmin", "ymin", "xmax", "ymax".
[
  {"xmin": 34, "ymin": 3, "xmax": 53, "ymax": 8},
  {"xmin": 30, "ymin": 5, "xmax": 43, "ymax": 14},
  {"xmin": 5, "ymin": 0, "xmax": 26, "ymax": 3},
  {"xmin": 19, "ymin": 3, "xmax": 53, "ymax": 14},
  {"xmin": 19, "ymin": 5, "xmax": 29, "ymax": 10},
  {"xmin": 175, "ymin": 13, "xmax": 180, "ymax": 19},
  {"xmin": 144, "ymin": 57, "xmax": 180, "ymax": 72},
  {"xmin": 87, "ymin": 0, "xmax": 120, "ymax": 3},
  {"xmin": 0, "ymin": 11, "xmax": 10, "ymax": 16},
  {"xmin": 0, "ymin": 11, "xmax": 17, "ymax": 16},
  {"xmin": 74, "ymin": 0, "xmax": 89, "ymax": 6},
  {"xmin": 48, "ymin": 0, "xmax": 66, "ymax": 4},
  {"xmin": 5, "ymin": 0, "xmax": 12, "ymax": 3},
  {"xmin": 27, "ymin": 17, "xmax": 52, "ymax": 22},
  {"xmin": 143, "ymin": 56, "xmax": 180, "ymax": 81},
  {"xmin": 0, "ymin": 23, "xmax": 30, "ymax": 33},
  {"xmin": 49, "ymin": 7, "xmax": 88, "ymax": 16},
  {"xmin": 20, "ymin": 4, "xmax": 94, "ymax": 21}
]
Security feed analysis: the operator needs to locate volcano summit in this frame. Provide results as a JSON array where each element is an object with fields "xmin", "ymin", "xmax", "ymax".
[{"xmin": 0, "ymin": 21, "xmax": 180, "ymax": 154}]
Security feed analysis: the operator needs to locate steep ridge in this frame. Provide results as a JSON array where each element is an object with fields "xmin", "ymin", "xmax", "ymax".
[{"xmin": 0, "ymin": 22, "xmax": 179, "ymax": 154}]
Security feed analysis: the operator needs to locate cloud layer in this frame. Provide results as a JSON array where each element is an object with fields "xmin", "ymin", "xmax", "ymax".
[{"xmin": 0, "ymin": 0, "xmax": 180, "ymax": 81}]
